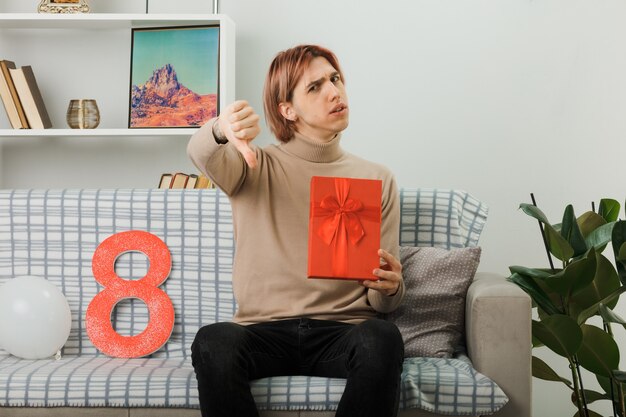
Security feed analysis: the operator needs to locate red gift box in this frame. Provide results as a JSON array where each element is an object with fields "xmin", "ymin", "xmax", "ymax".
[{"xmin": 308, "ymin": 176, "xmax": 382, "ymax": 280}]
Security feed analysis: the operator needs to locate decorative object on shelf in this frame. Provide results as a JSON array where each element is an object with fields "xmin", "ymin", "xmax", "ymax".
[
  {"xmin": 129, "ymin": 25, "xmax": 220, "ymax": 128},
  {"xmin": 66, "ymin": 99, "xmax": 100, "ymax": 129},
  {"xmin": 38, "ymin": 0, "xmax": 90, "ymax": 14}
]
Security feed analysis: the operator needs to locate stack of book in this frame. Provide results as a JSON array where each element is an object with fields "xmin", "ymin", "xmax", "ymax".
[
  {"xmin": 158, "ymin": 173, "xmax": 215, "ymax": 189},
  {"xmin": 0, "ymin": 60, "xmax": 52, "ymax": 129}
]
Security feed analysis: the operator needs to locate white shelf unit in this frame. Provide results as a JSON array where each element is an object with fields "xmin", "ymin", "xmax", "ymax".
[
  {"xmin": 0, "ymin": 128, "xmax": 198, "ymax": 138},
  {"xmin": 0, "ymin": 13, "xmax": 230, "ymax": 30},
  {"xmin": 0, "ymin": 13, "xmax": 235, "ymax": 188}
]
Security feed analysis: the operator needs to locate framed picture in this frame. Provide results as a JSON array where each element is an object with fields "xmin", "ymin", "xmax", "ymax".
[
  {"xmin": 37, "ymin": 0, "xmax": 90, "ymax": 13},
  {"xmin": 129, "ymin": 25, "xmax": 220, "ymax": 128}
]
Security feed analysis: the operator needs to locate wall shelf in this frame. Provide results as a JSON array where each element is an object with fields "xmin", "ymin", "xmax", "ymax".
[
  {"xmin": 0, "ymin": 128, "xmax": 197, "ymax": 138},
  {"xmin": 0, "ymin": 13, "xmax": 235, "ymax": 188},
  {"xmin": 0, "ymin": 13, "xmax": 229, "ymax": 30}
]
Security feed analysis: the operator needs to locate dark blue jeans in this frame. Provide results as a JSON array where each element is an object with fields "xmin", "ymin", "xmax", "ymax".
[{"xmin": 191, "ymin": 318, "xmax": 404, "ymax": 417}]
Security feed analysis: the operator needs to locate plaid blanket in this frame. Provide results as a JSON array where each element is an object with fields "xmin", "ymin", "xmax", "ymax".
[{"xmin": 0, "ymin": 188, "xmax": 502, "ymax": 415}]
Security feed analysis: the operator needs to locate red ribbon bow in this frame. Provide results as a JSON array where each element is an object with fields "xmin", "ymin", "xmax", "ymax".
[{"xmin": 312, "ymin": 178, "xmax": 379, "ymax": 277}]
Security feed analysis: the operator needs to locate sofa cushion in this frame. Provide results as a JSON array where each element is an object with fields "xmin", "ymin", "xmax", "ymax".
[
  {"xmin": 0, "ymin": 354, "xmax": 507, "ymax": 415},
  {"xmin": 398, "ymin": 189, "xmax": 488, "ymax": 249},
  {"xmin": 0, "ymin": 356, "xmax": 195, "ymax": 407},
  {"xmin": 254, "ymin": 356, "xmax": 506, "ymax": 414},
  {"xmin": 387, "ymin": 246, "xmax": 482, "ymax": 358}
]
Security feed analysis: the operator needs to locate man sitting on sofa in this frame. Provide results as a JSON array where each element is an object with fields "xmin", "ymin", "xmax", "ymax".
[{"xmin": 187, "ymin": 44, "xmax": 405, "ymax": 417}]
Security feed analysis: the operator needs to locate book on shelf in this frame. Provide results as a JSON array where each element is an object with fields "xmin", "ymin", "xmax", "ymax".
[
  {"xmin": 170, "ymin": 173, "xmax": 189, "ymax": 189},
  {"xmin": 158, "ymin": 173, "xmax": 173, "ymax": 189},
  {"xmin": 185, "ymin": 174, "xmax": 198, "ymax": 189},
  {"xmin": 8, "ymin": 65, "xmax": 52, "ymax": 129},
  {"xmin": 0, "ymin": 60, "xmax": 29, "ymax": 129},
  {"xmin": 157, "ymin": 173, "xmax": 215, "ymax": 189},
  {"xmin": 195, "ymin": 174, "xmax": 214, "ymax": 189}
]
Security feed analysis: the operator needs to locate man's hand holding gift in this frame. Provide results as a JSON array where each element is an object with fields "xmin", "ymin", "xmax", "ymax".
[{"xmin": 360, "ymin": 249, "xmax": 402, "ymax": 296}]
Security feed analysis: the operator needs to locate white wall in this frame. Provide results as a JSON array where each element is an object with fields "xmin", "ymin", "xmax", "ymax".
[{"xmin": 2, "ymin": 1, "xmax": 626, "ymax": 416}]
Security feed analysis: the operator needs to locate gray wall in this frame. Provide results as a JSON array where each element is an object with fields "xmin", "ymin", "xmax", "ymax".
[{"xmin": 2, "ymin": 1, "xmax": 626, "ymax": 416}]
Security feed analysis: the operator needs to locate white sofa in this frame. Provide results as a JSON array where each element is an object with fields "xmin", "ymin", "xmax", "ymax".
[{"xmin": 0, "ymin": 188, "xmax": 531, "ymax": 417}]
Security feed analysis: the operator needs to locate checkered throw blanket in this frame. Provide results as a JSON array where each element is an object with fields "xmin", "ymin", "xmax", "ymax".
[{"xmin": 0, "ymin": 188, "xmax": 503, "ymax": 415}]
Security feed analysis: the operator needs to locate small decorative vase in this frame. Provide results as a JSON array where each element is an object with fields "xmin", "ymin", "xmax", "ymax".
[{"xmin": 66, "ymin": 99, "xmax": 100, "ymax": 129}]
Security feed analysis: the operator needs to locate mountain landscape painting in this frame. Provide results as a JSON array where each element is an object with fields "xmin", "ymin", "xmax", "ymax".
[{"xmin": 129, "ymin": 25, "xmax": 219, "ymax": 128}]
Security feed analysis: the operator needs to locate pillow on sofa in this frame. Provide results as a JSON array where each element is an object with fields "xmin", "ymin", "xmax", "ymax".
[{"xmin": 387, "ymin": 246, "xmax": 481, "ymax": 358}]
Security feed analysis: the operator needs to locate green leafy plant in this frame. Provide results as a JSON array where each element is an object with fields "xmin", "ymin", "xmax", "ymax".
[{"xmin": 508, "ymin": 197, "xmax": 626, "ymax": 417}]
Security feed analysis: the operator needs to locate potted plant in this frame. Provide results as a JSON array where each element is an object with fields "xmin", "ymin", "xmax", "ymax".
[{"xmin": 508, "ymin": 197, "xmax": 626, "ymax": 417}]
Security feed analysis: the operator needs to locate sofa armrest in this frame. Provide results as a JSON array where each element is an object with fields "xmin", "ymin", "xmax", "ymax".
[{"xmin": 466, "ymin": 272, "xmax": 532, "ymax": 417}]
